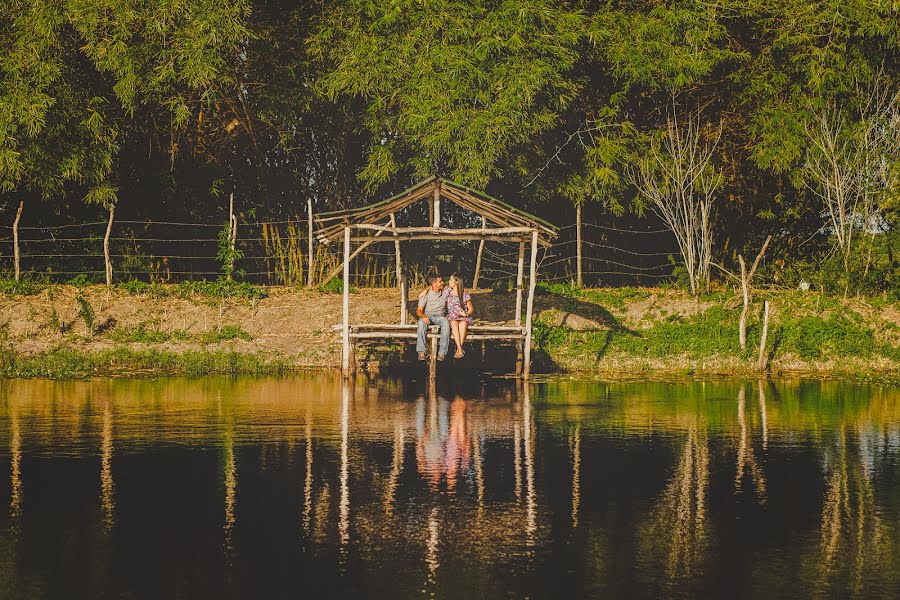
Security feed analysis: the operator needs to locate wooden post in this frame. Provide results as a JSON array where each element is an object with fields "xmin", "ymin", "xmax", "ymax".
[
  {"xmin": 307, "ymin": 198, "xmax": 315, "ymax": 287},
  {"xmin": 390, "ymin": 213, "xmax": 405, "ymax": 323},
  {"xmin": 429, "ymin": 331, "xmax": 438, "ymax": 380},
  {"xmin": 342, "ymin": 226, "xmax": 351, "ymax": 377},
  {"xmin": 472, "ymin": 216, "xmax": 486, "ymax": 289},
  {"xmin": 227, "ymin": 192, "xmax": 236, "ymax": 281},
  {"xmin": 12, "ymin": 201, "xmax": 23, "ymax": 282},
  {"xmin": 432, "ymin": 185, "xmax": 440, "ymax": 228},
  {"xmin": 104, "ymin": 204, "xmax": 115, "ymax": 288},
  {"xmin": 523, "ymin": 230, "xmax": 539, "ymax": 378},
  {"xmin": 576, "ymin": 204, "xmax": 582, "ymax": 287},
  {"xmin": 757, "ymin": 300, "xmax": 770, "ymax": 372},
  {"xmin": 515, "ymin": 240, "xmax": 525, "ymax": 326},
  {"xmin": 739, "ymin": 255, "xmax": 749, "ymax": 351}
]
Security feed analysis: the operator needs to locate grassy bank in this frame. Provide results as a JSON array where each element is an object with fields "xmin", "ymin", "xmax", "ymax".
[
  {"xmin": 532, "ymin": 283, "xmax": 899, "ymax": 377},
  {"xmin": 0, "ymin": 347, "xmax": 293, "ymax": 379},
  {"xmin": 0, "ymin": 281, "xmax": 897, "ymax": 379}
]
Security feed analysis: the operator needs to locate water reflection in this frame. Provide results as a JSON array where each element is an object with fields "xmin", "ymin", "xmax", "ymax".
[{"xmin": 0, "ymin": 377, "xmax": 897, "ymax": 599}]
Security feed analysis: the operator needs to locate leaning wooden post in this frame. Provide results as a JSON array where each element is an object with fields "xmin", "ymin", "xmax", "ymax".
[
  {"xmin": 104, "ymin": 204, "xmax": 115, "ymax": 288},
  {"xmin": 472, "ymin": 216, "xmax": 486, "ymax": 289},
  {"xmin": 576, "ymin": 203, "xmax": 582, "ymax": 287},
  {"xmin": 738, "ymin": 255, "xmax": 749, "ymax": 351},
  {"xmin": 523, "ymin": 230, "xmax": 539, "ymax": 379},
  {"xmin": 390, "ymin": 213, "xmax": 405, "ymax": 324},
  {"xmin": 757, "ymin": 300, "xmax": 770, "ymax": 372},
  {"xmin": 515, "ymin": 240, "xmax": 525, "ymax": 326},
  {"xmin": 13, "ymin": 200, "xmax": 23, "ymax": 282},
  {"xmin": 342, "ymin": 226, "xmax": 351, "ymax": 377},
  {"xmin": 307, "ymin": 198, "xmax": 315, "ymax": 287}
]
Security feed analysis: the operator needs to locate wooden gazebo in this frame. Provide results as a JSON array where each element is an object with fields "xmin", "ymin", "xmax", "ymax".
[{"xmin": 317, "ymin": 177, "xmax": 556, "ymax": 379}]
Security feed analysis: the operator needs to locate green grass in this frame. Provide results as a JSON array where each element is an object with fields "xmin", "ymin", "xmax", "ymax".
[
  {"xmin": 199, "ymin": 325, "xmax": 252, "ymax": 344},
  {"xmin": 118, "ymin": 278, "xmax": 268, "ymax": 301},
  {"xmin": 0, "ymin": 347, "xmax": 291, "ymax": 379},
  {"xmin": 0, "ymin": 277, "xmax": 47, "ymax": 296},
  {"xmin": 108, "ymin": 322, "xmax": 170, "ymax": 344}
]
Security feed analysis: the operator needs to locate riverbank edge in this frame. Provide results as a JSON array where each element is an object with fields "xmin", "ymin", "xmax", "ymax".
[{"xmin": 1, "ymin": 346, "xmax": 896, "ymax": 383}]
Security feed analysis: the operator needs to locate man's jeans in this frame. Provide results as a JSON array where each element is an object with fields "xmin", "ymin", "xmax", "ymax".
[{"xmin": 417, "ymin": 315, "xmax": 450, "ymax": 356}]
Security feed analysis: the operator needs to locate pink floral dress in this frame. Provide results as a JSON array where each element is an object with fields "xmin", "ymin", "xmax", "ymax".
[{"xmin": 447, "ymin": 290, "xmax": 473, "ymax": 324}]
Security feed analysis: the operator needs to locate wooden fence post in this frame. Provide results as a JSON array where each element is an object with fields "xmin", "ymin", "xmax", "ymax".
[
  {"xmin": 576, "ymin": 204, "xmax": 582, "ymax": 287},
  {"xmin": 390, "ymin": 213, "xmax": 406, "ymax": 323},
  {"xmin": 523, "ymin": 230, "xmax": 539, "ymax": 378},
  {"xmin": 342, "ymin": 226, "xmax": 351, "ymax": 377},
  {"xmin": 307, "ymin": 198, "xmax": 315, "ymax": 287},
  {"xmin": 515, "ymin": 240, "xmax": 525, "ymax": 326},
  {"xmin": 104, "ymin": 204, "xmax": 115, "ymax": 288},
  {"xmin": 757, "ymin": 300, "xmax": 770, "ymax": 372},
  {"xmin": 432, "ymin": 184, "xmax": 440, "ymax": 228},
  {"xmin": 13, "ymin": 201, "xmax": 23, "ymax": 281},
  {"xmin": 473, "ymin": 216, "xmax": 486, "ymax": 289}
]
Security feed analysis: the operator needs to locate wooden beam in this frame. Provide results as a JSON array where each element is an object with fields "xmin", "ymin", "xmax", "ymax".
[
  {"xmin": 353, "ymin": 224, "xmax": 535, "ymax": 235},
  {"xmin": 523, "ymin": 230, "xmax": 539, "ymax": 379},
  {"xmin": 432, "ymin": 184, "xmax": 440, "ymax": 228},
  {"xmin": 104, "ymin": 204, "xmax": 115, "ymax": 288},
  {"xmin": 350, "ymin": 234, "xmax": 529, "ymax": 243},
  {"xmin": 342, "ymin": 226, "xmax": 351, "ymax": 377},
  {"xmin": 473, "ymin": 216, "xmax": 486, "ymax": 289},
  {"xmin": 515, "ymin": 240, "xmax": 525, "ymax": 325},
  {"xmin": 307, "ymin": 198, "xmax": 315, "ymax": 287},
  {"xmin": 13, "ymin": 200, "xmax": 23, "ymax": 282}
]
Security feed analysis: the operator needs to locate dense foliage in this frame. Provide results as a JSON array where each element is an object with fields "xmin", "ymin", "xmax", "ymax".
[{"xmin": 0, "ymin": 0, "xmax": 897, "ymax": 293}]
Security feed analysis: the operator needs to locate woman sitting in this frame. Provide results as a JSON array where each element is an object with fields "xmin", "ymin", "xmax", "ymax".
[{"xmin": 446, "ymin": 274, "xmax": 474, "ymax": 358}]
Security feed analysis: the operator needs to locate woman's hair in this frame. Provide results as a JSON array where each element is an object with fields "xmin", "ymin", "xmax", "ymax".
[{"xmin": 449, "ymin": 274, "xmax": 466, "ymax": 307}]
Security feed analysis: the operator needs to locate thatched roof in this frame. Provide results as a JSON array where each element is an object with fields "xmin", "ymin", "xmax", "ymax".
[{"xmin": 315, "ymin": 177, "xmax": 557, "ymax": 246}]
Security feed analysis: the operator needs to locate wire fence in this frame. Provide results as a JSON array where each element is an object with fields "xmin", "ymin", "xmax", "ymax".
[{"xmin": 0, "ymin": 210, "xmax": 687, "ymax": 288}]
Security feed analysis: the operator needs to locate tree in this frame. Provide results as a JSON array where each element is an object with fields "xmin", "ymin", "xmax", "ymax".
[{"xmin": 629, "ymin": 102, "xmax": 722, "ymax": 296}]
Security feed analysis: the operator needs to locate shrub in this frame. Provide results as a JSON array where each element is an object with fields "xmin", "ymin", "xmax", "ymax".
[{"xmin": 200, "ymin": 325, "xmax": 251, "ymax": 344}]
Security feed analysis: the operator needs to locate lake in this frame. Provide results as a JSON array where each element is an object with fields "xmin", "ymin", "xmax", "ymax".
[{"xmin": 0, "ymin": 376, "xmax": 897, "ymax": 599}]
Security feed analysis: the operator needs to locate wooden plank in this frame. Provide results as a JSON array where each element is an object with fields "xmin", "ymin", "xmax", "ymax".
[
  {"xmin": 390, "ymin": 213, "xmax": 405, "ymax": 324},
  {"xmin": 334, "ymin": 323, "xmax": 523, "ymax": 333},
  {"xmin": 515, "ymin": 240, "xmax": 525, "ymax": 325},
  {"xmin": 353, "ymin": 224, "xmax": 535, "ymax": 235},
  {"xmin": 523, "ymin": 230, "xmax": 538, "ymax": 379},
  {"xmin": 342, "ymin": 226, "xmax": 350, "ymax": 376},
  {"xmin": 349, "ymin": 332, "xmax": 525, "ymax": 341}
]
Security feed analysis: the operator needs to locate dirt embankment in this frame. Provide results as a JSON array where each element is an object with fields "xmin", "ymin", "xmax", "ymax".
[{"xmin": 1, "ymin": 285, "xmax": 898, "ymax": 375}]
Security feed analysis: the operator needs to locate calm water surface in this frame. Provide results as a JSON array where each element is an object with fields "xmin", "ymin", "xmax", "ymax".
[{"xmin": 0, "ymin": 376, "xmax": 897, "ymax": 599}]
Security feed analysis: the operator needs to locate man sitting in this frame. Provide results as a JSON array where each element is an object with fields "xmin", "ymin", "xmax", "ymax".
[{"xmin": 416, "ymin": 273, "xmax": 451, "ymax": 362}]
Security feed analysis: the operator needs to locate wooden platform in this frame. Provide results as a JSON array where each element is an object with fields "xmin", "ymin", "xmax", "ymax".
[{"xmin": 334, "ymin": 323, "xmax": 527, "ymax": 376}]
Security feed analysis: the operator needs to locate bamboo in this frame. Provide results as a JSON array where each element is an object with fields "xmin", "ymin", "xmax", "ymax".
[
  {"xmin": 576, "ymin": 204, "xmax": 582, "ymax": 287},
  {"xmin": 523, "ymin": 230, "xmax": 539, "ymax": 378},
  {"xmin": 473, "ymin": 216, "xmax": 486, "ymax": 289},
  {"xmin": 104, "ymin": 204, "xmax": 115, "ymax": 287},
  {"xmin": 12, "ymin": 201, "xmax": 23, "ymax": 282},
  {"xmin": 320, "ymin": 219, "xmax": 394, "ymax": 284},
  {"xmin": 757, "ymin": 300, "xmax": 770, "ymax": 372},
  {"xmin": 342, "ymin": 226, "xmax": 351, "ymax": 377},
  {"xmin": 515, "ymin": 241, "xmax": 525, "ymax": 325},
  {"xmin": 307, "ymin": 198, "xmax": 314, "ymax": 287}
]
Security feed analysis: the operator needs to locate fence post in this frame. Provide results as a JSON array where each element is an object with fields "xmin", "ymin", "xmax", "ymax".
[
  {"xmin": 390, "ymin": 213, "xmax": 405, "ymax": 323},
  {"xmin": 576, "ymin": 203, "xmax": 582, "ymax": 287},
  {"xmin": 757, "ymin": 300, "xmax": 770, "ymax": 372},
  {"xmin": 515, "ymin": 240, "xmax": 525, "ymax": 326},
  {"xmin": 307, "ymin": 198, "xmax": 315, "ymax": 287},
  {"xmin": 228, "ymin": 192, "xmax": 236, "ymax": 280},
  {"xmin": 523, "ymin": 230, "xmax": 539, "ymax": 379},
  {"xmin": 473, "ymin": 216, "xmax": 485, "ymax": 289},
  {"xmin": 13, "ymin": 200, "xmax": 23, "ymax": 281},
  {"xmin": 104, "ymin": 204, "xmax": 115, "ymax": 288}
]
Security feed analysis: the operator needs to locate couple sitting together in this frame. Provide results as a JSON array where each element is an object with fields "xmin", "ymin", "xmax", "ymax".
[{"xmin": 416, "ymin": 273, "xmax": 474, "ymax": 361}]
